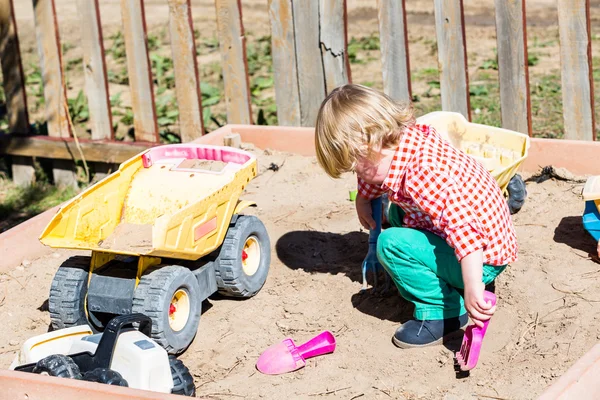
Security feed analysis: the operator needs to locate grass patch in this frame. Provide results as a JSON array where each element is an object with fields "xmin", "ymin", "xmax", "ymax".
[{"xmin": 0, "ymin": 181, "xmax": 76, "ymax": 233}]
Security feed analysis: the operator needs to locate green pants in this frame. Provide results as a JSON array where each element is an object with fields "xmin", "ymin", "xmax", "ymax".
[{"xmin": 376, "ymin": 204, "xmax": 506, "ymax": 320}]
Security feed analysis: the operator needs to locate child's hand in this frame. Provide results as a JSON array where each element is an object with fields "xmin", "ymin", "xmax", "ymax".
[
  {"xmin": 463, "ymin": 281, "xmax": 496, "ymax": 328},
  {"xmin": 356, "ymin": 195, "xmax": 376, "ymax": 230}
]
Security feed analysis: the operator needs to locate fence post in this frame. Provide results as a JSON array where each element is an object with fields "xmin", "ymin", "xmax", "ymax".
[
  {"xmin": 77, "ymin": 0, "xmax": 113, "ymax": 141},
  {"xmin": 168, "ymin": 0, "xmax": 204, "ymax": 141},
  {"xmin": 433, "ymin": 0, "xmax": 470, "ymax": 120},
  {"xmin": 377, "ymin": 0, "xmax": 411, "ymax": 102},
  {"xmin": 268, "ymin": 0, "xmax": 300, "ymax": 126},
  {"xmin": 121, "ymin": 0, "xmax": 159, "ymax": 143},
  {"xmin": 0, "ymin": 0, "xmax": 34, "ymax": 186},
  {"xmin": 494, "ymin": 0, "xmax": 531, "ymax": 136},
  {"xmin": 557, "ymin": 0, "xmax": 595, "ymax": 141},
  {"xmin": 0, "ymin": 0, "xmax": 29, "ymax": 134},
  {"xmin": 291, "ymin": 0, "xmax": 326, "ymax": 127},
  {"xmin": 33, "ymin": 0, "xmax": 78, "ymax": 187},
  {"xmin": 215, "ymin": 0, "xmax": 252, "ymax": 125},
  {"xmin": 319, "ymin": 0, "xmax": 350, "ymax": 93}
]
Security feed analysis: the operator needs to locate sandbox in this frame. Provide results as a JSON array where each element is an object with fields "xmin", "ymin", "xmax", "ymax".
[{"xmin": 1, "ymin": 125, "xmax": 600, "ymax": 399}]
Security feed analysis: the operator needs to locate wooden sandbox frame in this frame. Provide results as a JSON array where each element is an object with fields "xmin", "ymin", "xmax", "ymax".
[{"xmin": 1, "ymin": 124, "xmax": 600, "ymax": 399}]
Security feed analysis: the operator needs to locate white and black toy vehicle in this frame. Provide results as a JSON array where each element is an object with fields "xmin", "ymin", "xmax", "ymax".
[{"xmin": 10, "ymin": 314, "xmax": 195, "ymax": 396}]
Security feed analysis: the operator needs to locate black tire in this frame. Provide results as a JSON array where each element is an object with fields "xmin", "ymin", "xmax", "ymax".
[
  {"xmin": 507, "ymin": 173, "xmax": 527, "ymax": 215},
  {"xmin": 82, "ymin": 368, "xmax": 128, "ymax": 386},
  {"xmin": 32, "ymin": 354, "xmax": 82, "ymax": 379},
  {"xmin": 132, "ymin": 265, "xmax": 201, "ymax": 355},
  {"xmin": 48, "ymin": 256, "xmax": 91, "ymax": 331},
  {"xmin": 169, "ymin": 356, "xmax": 195, "ymax": 397},
  {"xmin": 215, "ymin": 215, "xmax": 271, "ymax": 298}
]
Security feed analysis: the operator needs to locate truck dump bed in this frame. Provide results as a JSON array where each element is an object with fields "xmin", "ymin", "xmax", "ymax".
[
  {"xmin": 416, "ymin": 112, "xmax": 530, "ymax": 192},
  {"xmin": 39, "ymin": 144, "xmax": 257, "ymax": 260}
]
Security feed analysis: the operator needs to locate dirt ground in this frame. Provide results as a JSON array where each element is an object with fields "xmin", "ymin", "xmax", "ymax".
[{"xmin": 1, "ymin": 146, "xmax": 599, "ymax": 400}]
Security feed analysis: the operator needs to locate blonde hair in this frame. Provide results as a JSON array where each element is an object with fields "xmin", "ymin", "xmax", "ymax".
[{"xmin": 315, "ymin": 84, "xmax": 414, "ymax": 178}]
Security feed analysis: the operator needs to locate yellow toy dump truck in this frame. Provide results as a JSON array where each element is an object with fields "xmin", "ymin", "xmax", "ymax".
[
  {"xmin": 40, "ymin": 144, "xmax": 271, "ymax": 354},
  {"xmin": 417, "ymin": 111, "xmax": 531, "ymax": 214}
]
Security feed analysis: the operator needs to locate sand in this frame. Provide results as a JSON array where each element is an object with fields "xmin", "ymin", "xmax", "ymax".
[
  {"xmin": 98, "ymin": 223, "xmax": 153, "ymax": 253},
  {"xmin": 1, "ymin": 148, "xmax": 599, "ymax": 399}
]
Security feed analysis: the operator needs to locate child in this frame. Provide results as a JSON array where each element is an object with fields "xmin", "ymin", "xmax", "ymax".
[{"xmin": 315, "ymin": 84, "xmax": 517, "ymax": 348}]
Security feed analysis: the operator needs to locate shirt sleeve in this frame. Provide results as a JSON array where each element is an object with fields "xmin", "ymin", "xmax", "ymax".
[
  {"xmin": 407, "ymin": 166, "xmax": 488, "ymax": 261},
  {"xmin": 357, "ymin": 176, "xmax": 386, "ymax": 200}
]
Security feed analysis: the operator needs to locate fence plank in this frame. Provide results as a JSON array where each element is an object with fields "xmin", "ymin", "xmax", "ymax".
[
  {"xmin": 377, "ymin": 0, "xmax": 411, "ymax": 102},
  {"xmin": 0, "ymin": 0, "xmax": 29, "ymax": 134},
  {"xmin": 0, "ymin": 134, "xmax": 156, "ymax": 163},
  {"xmin": 215, "ymin": 0, "xmax": 252, "ymax": 125},
  {"xmin": 494, "ymin": 0, "xmax": 531, "ymax": 135},
  {"xmin": 557, "ymin": 0, "xmax": 595, "ymax": 141},
  {"xmin": 121, "ymin": 0, "xmax": 159, "ymax": 142},
  {"xmin": 292, "ymin": 0, "xmax": 326, "ymax": 127},
  {"xmin": 33, "ymin": 0, "xmax": 71, "ymax": 138},
  {"xmin": 433, "ymin": 0, "xmax": 470, "ymax": 119},
  {"xmin": 168, "ymin": 0, "xmax": 204, "ymax": 142},
  {"xmin": 268, "ymin": 0, "xmax": 300, "ymax": 126},
  {"xmin": 77, "ymin": 0, "xmax": 113, "ymax": 140},
  {"xmin": 319, "ymin": 0, "xmax": 350, "ymax": 93}
]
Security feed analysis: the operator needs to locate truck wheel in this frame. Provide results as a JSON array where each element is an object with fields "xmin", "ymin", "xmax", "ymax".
[
  {"xmin": 32, "ymin": 354, "xmax": 82, "ymax": 379},
  {"xmin": 48, "ymin": 256, "xmax": 91, "ymax": 331},
  {"xmin": 132, "ymin": 265, "xmax": 201, "ymax": 355},
  {"xmin": 215, "ymin": 215, "xmax": 271, "ymax": 298},
  {"xmin": 169, "ymin": 356, "xmax": 195, "ymax": 396},
  {"xmin": 82, "ymin": 368, "xmax": 128, "ymax": 386},
  {"xmin": 507, "ymin": 174, "xmax": 527, "ymax": 215}
]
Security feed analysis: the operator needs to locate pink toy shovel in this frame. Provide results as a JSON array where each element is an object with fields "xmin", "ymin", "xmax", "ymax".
[
  {"xmin": 455, "ymin": 291, "xmax": 497, "ymax": 371},
  {"xmin": 256, "ymin": 331, "xmax": 336, "ymax": 375}
]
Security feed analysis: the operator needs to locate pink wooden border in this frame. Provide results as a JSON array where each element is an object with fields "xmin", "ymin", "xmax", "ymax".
[{"xmin": 0, "ymin": 369, "xmax": 206, "ymax": 399}]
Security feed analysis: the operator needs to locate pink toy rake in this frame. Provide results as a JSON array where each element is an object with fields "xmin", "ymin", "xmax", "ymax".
[
  {"xmin": 256, "ymin": 331, "xmax": 336, "ymax": 375},
  {"xmin": 455, "ymin": 291, "xmax": 497, "ymax": 371}
]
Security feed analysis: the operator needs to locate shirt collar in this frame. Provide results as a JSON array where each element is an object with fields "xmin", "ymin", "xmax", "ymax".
[{"xmin": 381, "ymin": 124, "xmax": 429, "ymax": 192}]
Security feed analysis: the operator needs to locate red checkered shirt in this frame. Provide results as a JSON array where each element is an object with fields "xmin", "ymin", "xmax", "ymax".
[{"xmin": 358, "ymin": 124, "xmax": 518, "ymax": 266}]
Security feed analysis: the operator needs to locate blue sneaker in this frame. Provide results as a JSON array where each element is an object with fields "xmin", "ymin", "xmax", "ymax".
[{"xmin": 392, "ymin": 313, "xmax": 469, "ymax": 348}]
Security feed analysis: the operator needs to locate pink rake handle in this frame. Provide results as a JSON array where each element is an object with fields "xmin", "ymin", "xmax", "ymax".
[
  {"xmin": 296, "ymin": 331, "xmax": 336, "ymax": 359},
  {"xmin": 456, "ymin": 290, "xmax": 497, "ymax": 371}
]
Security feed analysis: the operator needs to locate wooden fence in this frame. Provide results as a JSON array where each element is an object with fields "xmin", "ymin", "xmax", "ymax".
[{"xmin": 0, "ymin": 0, "xmax": 596, "ymax": 187}]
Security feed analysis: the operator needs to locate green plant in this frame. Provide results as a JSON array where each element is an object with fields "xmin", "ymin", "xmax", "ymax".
[
  {"xmin": 528, "ymin": 52, "xmax": 540, "ymax": 66},
  {"xmin": 62, "ymin": 42, "xmax": 75, "ymax": 54},
  {"xmin": 108, "ymin": 31, "xmax": 127, "ymax": 61},
  {"xmin": 26, "ymin": 64, "xmax": 45, "ymax": 110},
  {"xmin": 200, "ymin": 36, "xmax": 220, "ymax": 53},
  {"xmin": 348, "ymin": 34, "xmax": 380, "ymax": 64},
  {"xmin": 150, "ymin": 54, "xmax": 174, "ymax": 89},
  {"xmin": 469, "ymin": 85, "xmax": 489, "ymax": 97},
  {"xmin": 246, "ymin": 35, "xmax": 272, "ymax": 75},
  {"xmin": 120, "ymin": 108, "xmax": 134, "ymax": 126},
  {"xmin": 256, "ymin": 103, "xmax": 277, "ymax": 126},
  {"xmin": 413, "ymin": 68, "xmax": 439, "ymax": 80},
  {"xmin": 469, "ymin": 81, "xmax": 501, "ymax": 127},
  {"xmin": 107, "ymin": 67, "xmax": 129, "ymax": 85},
  {"xmin": 200, "ymin": 82, "xmax": 221, "ymax": 107},
  {"xmin": 530, "ymin": 73, "xmax": 564, "ymax": 138},
  {"xmin": 251, "ymin": 76, "xmax": 274, "ymax": 96},
  {"xmin": 147, "ymin": 33, "xmax": 161, "ymax": 51},
  {"xmin": 67, "ymin": 90, "xmax": 89, "ymax": 124},
  {"xmin": 481, "ymin": 58, "xmax": 498, "ymax": 70},
  {"xmin": 66, "ymin": 57, "xmax": 83, "ymax": 72}
]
